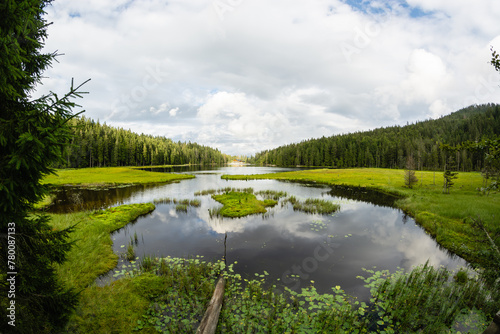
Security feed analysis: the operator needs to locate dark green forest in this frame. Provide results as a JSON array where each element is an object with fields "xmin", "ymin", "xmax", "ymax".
[
  {"xmin": 251, "ymin": 104, "xmax": 500, "ymax": 171},
  {"xmin": 59, "ymin": 117, "xmax": 230, "ymax": 168}
]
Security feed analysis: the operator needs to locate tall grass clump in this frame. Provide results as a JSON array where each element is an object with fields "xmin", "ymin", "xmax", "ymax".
[
  {"xmin": 195, "ymin": 187, "xmax": 254, "ymax": 196},
  {"xmin": 285, "ymin": 197, "xmax": 341, "ymax": 214},
  {"xmin": 208, "ymin": 207, "xmax": 222, "ymax": 219},
  {"xmin": 153, "ymin": 197, "xmax": 201, "ymax": 207},
  {"xmin": 139, "ymin": 255, "xmax": 155, "ymax": 272},
  {"xmin": 359, "ymin": 262, "xmax": 498, "ymax": 333},
  {"xmin": 125, "ymin": 244, "xmax": 135, "ymax": 261},
  {"xmin": 255, "ymin": 190, "xmax": 288, "ymax": 200}
]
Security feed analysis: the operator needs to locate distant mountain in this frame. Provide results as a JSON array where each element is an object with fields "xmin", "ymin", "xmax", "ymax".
[
  {"xmin": 251, "ymin": 104, "xmax": 500, "ymax": 171},
  {"xmin": 59, "ymin": 116, "xmax": 230, "ymax": 168}
]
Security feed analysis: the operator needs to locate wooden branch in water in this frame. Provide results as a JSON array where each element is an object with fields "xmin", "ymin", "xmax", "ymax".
[{"xmin": 196, "ymin": 277, "xmax": 225, "ymax": 334}]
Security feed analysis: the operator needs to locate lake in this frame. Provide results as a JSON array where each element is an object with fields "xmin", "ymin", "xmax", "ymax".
[{"xmin": 50, "ymin": 166, "xmax": 467, "ymax": 300}]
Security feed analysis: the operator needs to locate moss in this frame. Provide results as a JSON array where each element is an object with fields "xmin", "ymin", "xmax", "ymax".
[
  {"xmin": 51, "ymin": 203, "xmax": 155, "ymax": 290},
  {"xmin": 211, "ymin": 191, "xmax": 277, "ymax": 217},
  {"xmin": 132, "ymin": 273, "xmax": 167, "ymax": 299},
  {"xmin": 66, "ymin": 278, "xmax": 150, "ymax": 333}
]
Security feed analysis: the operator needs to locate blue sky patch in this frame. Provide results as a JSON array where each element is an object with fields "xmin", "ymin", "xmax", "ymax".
[{"xmin": 342, "ymin": 0, "xmax": 433, "ymax": 18}]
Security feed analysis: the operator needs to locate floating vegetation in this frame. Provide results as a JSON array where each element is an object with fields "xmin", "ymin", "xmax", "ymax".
[
  {"xmin": 310, "ymin": 220, "xmax": 327, "ymax": 231},
  {"xmin": 71, "ymin": 253, "xmax": 497, "ymax": 333},
  {"xmin": 255, "ymin": 190, "xmax": 288, "ymax": 200},
  {"xmin": 153, "ymin": 197, "xmax": 201, "ymax": 207},
  {"xmin": 175, "ymin": 204, "xmax": 188, "ymax": 212},
  {"xmin": 285, "ymin": 197, "xmax": 341, "ymax": 214},
  {"xmin": 194, "ymin": 187, "xmax": 254, "ymax": 196}
]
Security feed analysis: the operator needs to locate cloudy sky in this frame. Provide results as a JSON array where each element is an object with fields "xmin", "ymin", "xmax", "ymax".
[{"xmin": 36, "ymin": 0, "xmax": 500, "ymax": 155}]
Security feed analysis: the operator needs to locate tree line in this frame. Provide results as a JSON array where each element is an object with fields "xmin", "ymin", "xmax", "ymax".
[
  {"xmin": 251, "ymin": 104, "xmax": 500, "ymax": 172},
  {"xmin": 59, "ymin": 116, "xmax": 231, "ymax": 168}
]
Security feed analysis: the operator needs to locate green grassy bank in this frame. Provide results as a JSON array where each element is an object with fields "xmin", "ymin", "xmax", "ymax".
[
  {"xmin": 50, "ymin": 203, "xmax": 156, "ymax": 290},
  {"xmin": 49, "ymin": 204, "xmax": 159, "ymax": 333},
  {"xmin": 42, "ymin": 166, "xmax": 194, "ymax": 187},
  {"xmin": 222, "ymin": 168, "xmax": 500, "ymax": 270}
]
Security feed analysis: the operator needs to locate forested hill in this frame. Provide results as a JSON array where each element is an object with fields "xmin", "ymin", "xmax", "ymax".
[
  {"xmin": 251, "ymin": 104, "xmax": 500, "ymax": 171},
  {"xmin": 59, "ymin": 117, "xmax": 230, "ymax": 168}
]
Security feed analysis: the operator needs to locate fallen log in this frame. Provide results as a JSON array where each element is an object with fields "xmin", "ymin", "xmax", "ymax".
[{"xmin": 196, "ymin": 277, "xmax": 226, "ymax": 334}]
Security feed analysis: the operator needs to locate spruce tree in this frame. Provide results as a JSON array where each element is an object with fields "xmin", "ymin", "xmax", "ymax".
[
  {"xmin": 404, "ymin": 155, "xmax": 418, "ymax": 188},
  {"xmin": 443, "ymin": 156, "xmax": 459, "ymax": 194},
  {"xmin": 0, "ymin": 1, "xmax": 88, "ymax": 332},
  {"xmin": 492, "ymin": 47, "xmax": 500, "ymax": 72}
]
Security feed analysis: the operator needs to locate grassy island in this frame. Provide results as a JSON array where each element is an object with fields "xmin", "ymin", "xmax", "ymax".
[{"xmin": 211, "ymin": 191, "xmax": 277, "ymax": 217}]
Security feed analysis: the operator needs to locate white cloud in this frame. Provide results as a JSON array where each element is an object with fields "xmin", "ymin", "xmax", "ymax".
[
  {"xmin": 35, "ymin": 0, "xmax": 500, "ymax": 155},
  {"xmin": 169, "ymin": 107, "xmax": 179, "ymax": 117}
]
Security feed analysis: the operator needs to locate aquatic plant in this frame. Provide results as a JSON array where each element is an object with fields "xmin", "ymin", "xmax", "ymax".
[
  {"xmin": 358, "ymin": 262, "xmax": 497, "ymax": 333},
  {"xmin": 255, "ymin": 190, "xmax": 288, "ymax": 200},
  {"xmin": 153, "ymin": 197, "xmax": 201, "ymax": 207},
  {"xmin": 140, "ymin": 255, "xmax": 155, "ymax": 272},
  {"xmin": 285, "ymin": 197, "xmax": 341, "ymax": 214},
  {"xmin": 126, "ymin": 244, "xmax": 135, "ymax": 261},
  {"xmin": 195, "ymin": 187, "xmax": 254, "ymax": 196}
]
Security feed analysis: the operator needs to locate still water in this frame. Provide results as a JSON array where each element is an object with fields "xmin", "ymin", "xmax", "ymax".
[{"xmin": 50, "ymin": 166, "xmax": 467, "ymax": 300}]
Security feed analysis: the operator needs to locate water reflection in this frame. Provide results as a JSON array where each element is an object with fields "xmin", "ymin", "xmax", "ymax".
[
  {"xmin": 49, "ymin": 166, "xmax": 467, "ymax": 301},
  {"xmin": 108, "ymin": 182, "xmax": 466, "ymax": 300},
  {"xmin": 328, "ymin": 185, "xmax": 399, "ymax": 208},
  {"xmin": 47, "ymin": 184, "xmax": 164, "ymax": 213}
]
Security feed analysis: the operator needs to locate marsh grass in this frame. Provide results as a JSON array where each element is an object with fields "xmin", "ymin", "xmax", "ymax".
[
  {"xmin": 195, "ymin": 187, "xmax": 254, "ymax": 196},
  {"xmin": 49, "ymin": 203, "xmax": 155, "ymax": 290},
  {"xmin": 126, "ymin": 244, "xmax": 136, "ymax": 261},
  {"xmin": 153, "ymin": 197, "xmax": 201, "ymax": 207},
  {"xmin": 66, "ymin": 254, "xmax": 497, "ymax": 333},
  {"xmin": 255, "ymin": 189, "xmax": 288, "ymax": 200},
  {"xmin": 208, "ymin": 207, "xmax": 222, "ymax": 219},
  {"xmin": 211, "ymin": 191, "xmax": 277, "ymax": 218},
  {"xmin": 287, "ymin": 197, "xmax": 341, "ymax": 214},
  {"xmin": 359, "ymin": 262, "xmax": 497, "ymax": 333},
  {"xmin": 41, "ymin": 166, "xmax": 194, "ymax": 186}
]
